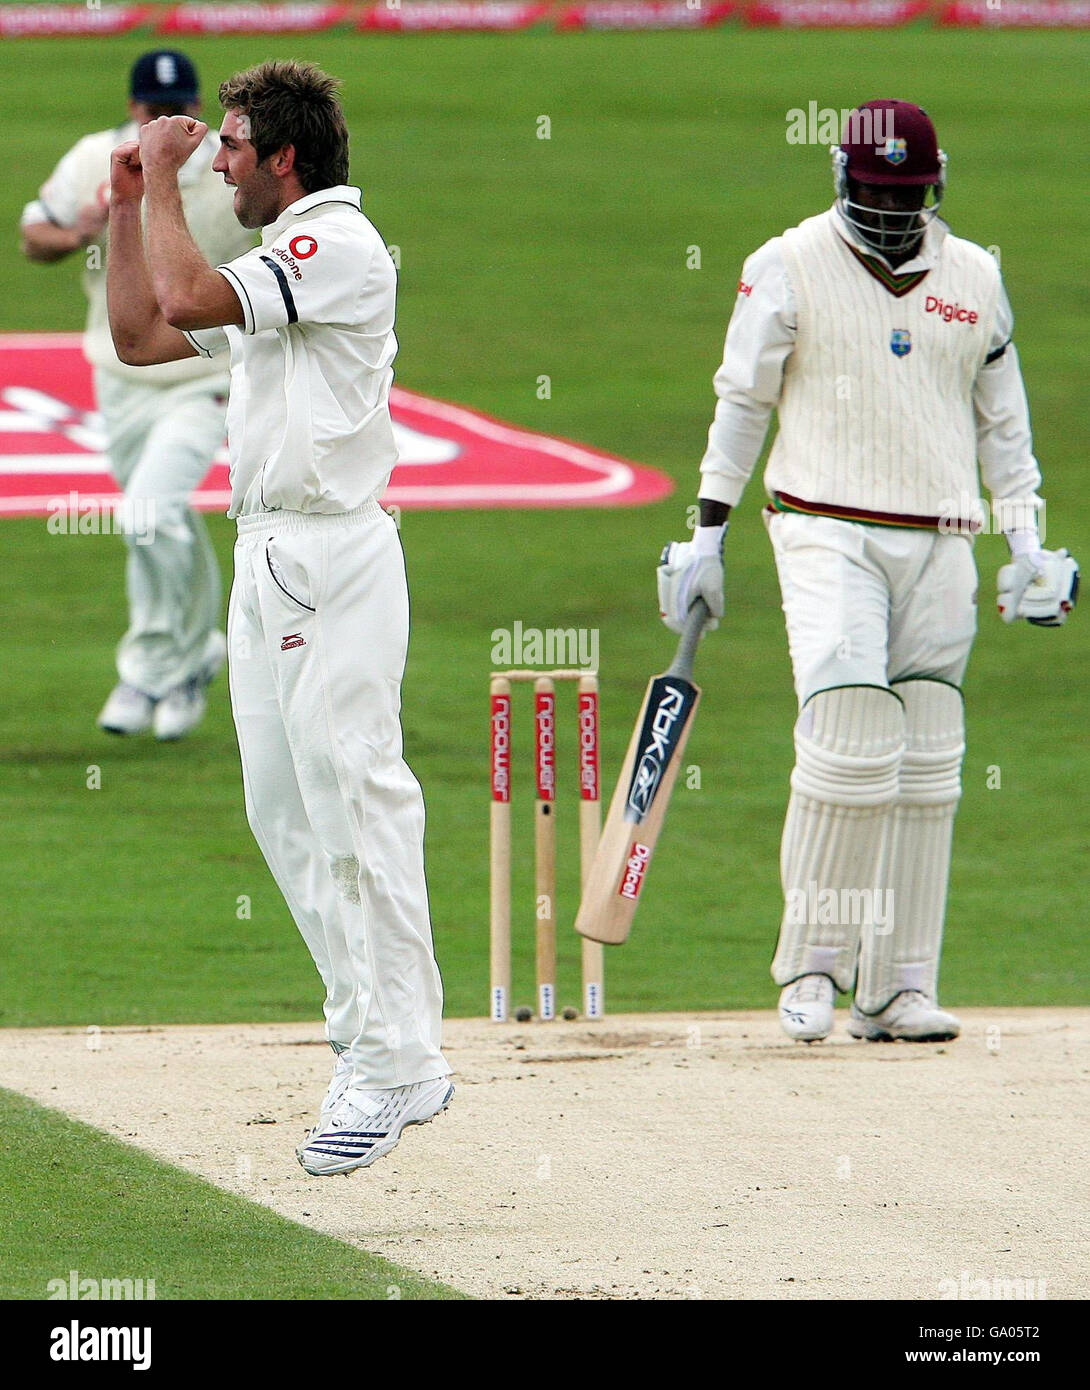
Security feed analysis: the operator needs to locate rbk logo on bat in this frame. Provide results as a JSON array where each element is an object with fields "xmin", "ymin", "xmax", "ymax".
[{"xmin": 624, "ymin": 677, "xmax": 697, "ymax": 823}]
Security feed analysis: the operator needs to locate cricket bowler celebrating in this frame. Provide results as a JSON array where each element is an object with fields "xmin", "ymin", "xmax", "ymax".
[
  {"xmin": 21, "ymin": 51, "xmax": 253, "ymax": 739},
  {"xmin": 105, "ymin": 61, "xmax": 452, "ymax": 1172},
  {"xmin": 658, "ymin": 100, "xmax": 1078, "ymax": 1043}
]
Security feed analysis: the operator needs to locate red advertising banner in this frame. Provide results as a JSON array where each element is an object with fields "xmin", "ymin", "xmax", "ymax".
[
  {"xmin": 557, "ymin": 1, "xmax": 733, "ymax": 27},
  {"xmin": 0, "ymin": 5, "xmax": 150, "ymax": 37},
  {"xmin": 746, "ymin": 0, "xmax": 929, "ymax": 24},
  {"xmin": 939, "ymin": 1, "xmax": 1090, "ymax": 25},
  {"xmin": 360, "ymin": 2, "xmax": 551, "ymax": 29},
  {"xmin": 0, "ymin": 335, "xmax": 674, "ymax": 516},
  {"xmin": 158, "ymin": 3, "xmax": 351, "ymax": 34}
]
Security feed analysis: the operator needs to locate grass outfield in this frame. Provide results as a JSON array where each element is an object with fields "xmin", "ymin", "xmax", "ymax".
[
  {"xmin": 1, "ymin": 30, "xmax": 1086, "ymax": 1027},
  {"xmin": 0, "ymin": 1089, "xmax": 463, "ymax": 1299}
]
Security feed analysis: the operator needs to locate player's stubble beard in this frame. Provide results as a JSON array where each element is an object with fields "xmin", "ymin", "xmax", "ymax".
[{"xmin": 235, "ymin": 160, "xmax": 283, "ymax": 230}]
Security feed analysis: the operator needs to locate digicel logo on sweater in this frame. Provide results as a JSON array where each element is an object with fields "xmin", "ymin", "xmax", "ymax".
[
  {"xmin": 0, "ymin": 335, "xmax": 673, "ymax": 516},
  {"xmin": 925, "ymin": 296, "xmax": 979, "ymax": 325}
]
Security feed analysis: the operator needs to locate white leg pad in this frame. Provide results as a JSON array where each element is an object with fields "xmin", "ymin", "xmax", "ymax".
[
  {"xmin": 772, "ymin": 686, "xmax": 905, "ymax": 993},
  {"xmin": 855, "ymin": 680, "xmax": 965, "ymax": 1013}
]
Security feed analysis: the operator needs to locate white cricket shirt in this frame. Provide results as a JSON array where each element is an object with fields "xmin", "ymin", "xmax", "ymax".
[
  {"xmin": 698, "ymin": 204, "xmax": 1043, "ymax": 529},
  {"xmin": 183, "ymin": 185, "xmax": 399, "ymax": 518},
  {"xmin": 22, "ymin": 123, "xmax": 252, "ymax": 387}
]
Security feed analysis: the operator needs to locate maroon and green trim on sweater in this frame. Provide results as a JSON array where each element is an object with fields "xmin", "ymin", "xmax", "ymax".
[
  {"xmin": 768, "ymin": 491, "xmax": 981, "ymax": 534},
  {"xmin": 839, "ymin": 238, "xmax": 931, "ymax": 298}
]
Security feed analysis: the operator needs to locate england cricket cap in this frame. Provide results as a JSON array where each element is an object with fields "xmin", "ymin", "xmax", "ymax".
[
  {"xmin": 130, "ymin": 50, "xmax": 199, "ymax": 104},
  {"xmin": 840, "ymin": 99, "xmax": 942, "ymax": 185}
]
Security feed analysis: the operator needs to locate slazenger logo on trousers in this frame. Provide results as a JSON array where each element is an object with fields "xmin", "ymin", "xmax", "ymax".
[
  {"xmin": 925, "ymin": 295, "xmax": 979, "ymax": 325},
  {"xmin": 626, "ymin": 683, "xmax": 687, "ymax": 820},
  {"xmin": 619, "ymin": 842, "xmax": 651, "ymax": 900}
]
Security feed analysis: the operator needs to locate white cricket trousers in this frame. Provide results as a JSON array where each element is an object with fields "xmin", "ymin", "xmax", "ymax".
[
  {"xmin": 766, "ymin": 510, "xmax": 978, "ymax": 702},
  {"xmin": 95, "ymin": 369, "xmax": 225, "ymax": 699},
  {"xmin": 228, "ymin": 500, "xmax": 449, "ymax": 1089}
]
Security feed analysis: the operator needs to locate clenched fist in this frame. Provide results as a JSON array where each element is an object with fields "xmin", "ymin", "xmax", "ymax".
[
  {"xmin": 110, "ymin": 140, "xmax": 145, "ymax": 205},
  {"xmin": 138, "ymin": 115, "xmax": 208, "ymax": 174}
]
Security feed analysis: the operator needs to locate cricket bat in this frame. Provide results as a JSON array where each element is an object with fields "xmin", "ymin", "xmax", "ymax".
[{"xmin": 575, "ymin": 598, "xmax": 711, "ymax": 945}]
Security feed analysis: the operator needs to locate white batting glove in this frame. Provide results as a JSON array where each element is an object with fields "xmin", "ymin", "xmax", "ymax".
[
  {"xmin": 657, "ymin": 524, "xmax": 726, "ymax": 635},
  {"xmin": 997, "ymin": 541, "xmax": 1079, "ymax": 626}
]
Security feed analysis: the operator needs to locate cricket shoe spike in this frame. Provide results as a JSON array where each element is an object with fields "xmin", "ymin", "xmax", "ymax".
[
  {"xmin": 297, "ymin": 1077, "xmax": 454, "ymax": 1176},
  {"xmin": 848, "ymin": 991, "xmax": 961, "ymax": 1042},
  {"xmin": 97, "ymin": 683, "xmax": 156, "ymax": 735},
  {"xmin": 779, "ymin": 973, "xmax": 836, "ymax": 1042}
]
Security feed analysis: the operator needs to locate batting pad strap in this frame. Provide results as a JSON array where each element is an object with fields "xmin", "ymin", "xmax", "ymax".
[
  {"xmin": 891, "ymin": 679, "xmax": 965, "ymax": 806},
  {"xmin": 790, "ymin": 686, "xmax": 905, "ymax": 807}
]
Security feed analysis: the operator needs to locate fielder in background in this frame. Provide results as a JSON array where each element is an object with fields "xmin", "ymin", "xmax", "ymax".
[
  {"xmin": 105, "ymin": 60, "xmax": 452, "ymax": 1174},
  {"xmin": 21, "ymin": 50, "xmax": 253, "ymax": 740},
  {"xmin": 658, "ymin": 100, "xmax": 1078, "ymax": 1044}
]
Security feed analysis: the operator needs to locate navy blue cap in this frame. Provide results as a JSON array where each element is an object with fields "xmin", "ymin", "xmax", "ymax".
[{"xmin": 130, "ymin": 51, "xmax": 199, "ymax": 104}]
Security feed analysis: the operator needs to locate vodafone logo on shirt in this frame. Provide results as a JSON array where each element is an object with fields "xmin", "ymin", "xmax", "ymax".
[
  {"xmin": 270, "ymin": 236, "xmax": 319, "ymax": 281},
  {"xmin": 289, "ymin": 236, "xmax": 319, "ymax": 260}
]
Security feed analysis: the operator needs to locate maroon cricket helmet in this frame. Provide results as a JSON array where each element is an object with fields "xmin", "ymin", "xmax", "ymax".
[
  {"xmin": 832, "ymin": 99, "xmax": 948, "ymax": 256},
  {"xmin": 839, "ymin": 99, "xmax": 943, "ymax": 186}
]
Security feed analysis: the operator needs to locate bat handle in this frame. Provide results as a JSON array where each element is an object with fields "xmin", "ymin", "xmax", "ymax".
[{"xmin": 667, "ymin": 597, "xmax": 711, "ymax": 683}]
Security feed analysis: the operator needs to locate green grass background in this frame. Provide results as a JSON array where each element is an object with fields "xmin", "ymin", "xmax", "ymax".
[
  {"xmin": 0, "ymin": 1089, "xmax": 462, "ymax": 1299},
  {"xmin": 1, "ymin": 30, "xmax": 1087, "ymax": 1028}
]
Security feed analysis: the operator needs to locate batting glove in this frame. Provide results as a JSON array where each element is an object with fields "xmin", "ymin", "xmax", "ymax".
[
  {"xmin": 997, "ymin": 545, "xmax": 1080, "ymax": 626},
  {"xmin": 657, "ymin": 524, "xmax": 726, "ymax": 635}
]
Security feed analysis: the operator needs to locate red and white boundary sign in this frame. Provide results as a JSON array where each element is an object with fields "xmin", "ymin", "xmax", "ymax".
[{"xmin": 0, "ymin": 335, "xmax": 673, "ymax": 517}]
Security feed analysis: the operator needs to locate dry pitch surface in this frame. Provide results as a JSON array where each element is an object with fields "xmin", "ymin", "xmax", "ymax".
[{"xmin": 1, "ymin": 1010, "xmax": 1085, "ymax": 1301}]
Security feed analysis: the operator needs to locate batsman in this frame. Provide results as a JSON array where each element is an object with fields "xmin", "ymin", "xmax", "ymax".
[{"xmin": 659, "ymin": 100, "xmax": 1078, "ymax": 1044}]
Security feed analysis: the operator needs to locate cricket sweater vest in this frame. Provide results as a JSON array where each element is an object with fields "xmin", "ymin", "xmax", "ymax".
[{"xmin": 767, "ymin": 209, "xmax": 1000, "ymax": 531}]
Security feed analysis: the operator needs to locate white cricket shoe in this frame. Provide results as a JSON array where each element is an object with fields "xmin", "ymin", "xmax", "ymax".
[
  {"xmin": 97, "ymin": 683, "xmax": 156, "ymax": 736},
  {"xmin": 779, "ymin": 974, "xmax": 836, "ymax": 1042},
  {"xmin": 153, "ymin": 678, "xmax": 207, "ymax": 741},
  {"xmin": 297, "ymin": 1077, "xmax": 454, "ymax": 1177},
  {"xmin": 315, "ymin": 1048, "xmax": 355, "ymax": 1127},
  {"xmin": 152, "ymin": 631, "xmax": 227, "ymax": 741},
  {"xmin": 849, "ymin": 991, "xmax": 961, "ymax": 1042}
]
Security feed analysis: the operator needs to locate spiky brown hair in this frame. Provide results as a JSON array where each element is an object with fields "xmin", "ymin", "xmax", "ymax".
[{"xmin": 219, "ymin": 60, "xmax": 349, "ymax": 193}]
